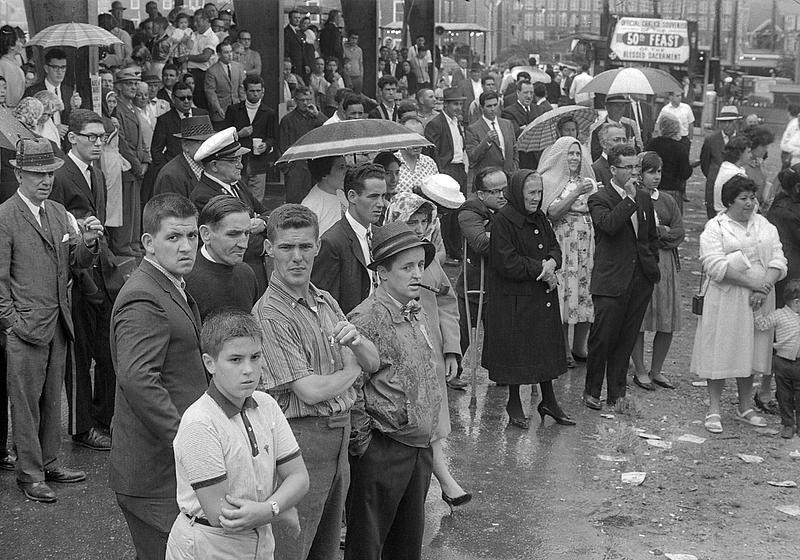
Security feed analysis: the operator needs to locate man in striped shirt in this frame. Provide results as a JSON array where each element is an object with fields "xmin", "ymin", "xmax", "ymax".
[{"xmin": 254, "ymin": 204, "xmax": 379, "ymax": 560}]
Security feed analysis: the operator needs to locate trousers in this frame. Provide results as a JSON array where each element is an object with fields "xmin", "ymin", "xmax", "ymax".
[
  {"xmin": 117, "ymin": 493, "xmax": 178, "ymax": 560},
  {"xmin": 774, "ymin": 355, "xmax": 800, "ymax": 427}
]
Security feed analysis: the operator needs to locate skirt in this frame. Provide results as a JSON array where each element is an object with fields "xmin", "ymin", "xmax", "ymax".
[
  {"xmin": 640, "ymin": 248, "xmax": 682, "ymax": 333},
  {"xmin": 553, "ymin": 213, "xmax": 594, "ymax": 324}
]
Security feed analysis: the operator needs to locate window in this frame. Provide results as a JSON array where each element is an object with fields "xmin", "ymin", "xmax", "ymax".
[
  {"xmin": 570, "ymin": 0, "xmax": 579, "ymax": 10},
  {"xmin": 699, "ymin": 18, "xmax": 707, "ymax": 31},
  {"xmin": 393, "ymin": 0, "xmax": 404, "ymax": 22},
  {"xmin": 699, "ymin": 2, "xmax": 707, "ymax": 14},
  {"xmin": 546, "ymin": 12, "xmax": 556, "ymax": 26},
  {"xmin": 535, "ymin": 30, "xmax": 545, "ymax": 41},
  {"xmin": 535, "ymin": 12, "xmax": 545, "ymax": 25},
  {"xmin": 547, "ymin": 0, "xmax": 556, "ymax": 11},
  {"xmin": 559, "ymin": 12, "xmax": 568, "ymax": 27},
  {"xmin": 525, "ymin": 0, "xmax": 536, "ymax": 8},
  {"xmin": 524, "ymin": 28, "xmax": 534, "ymax": 40},
  {"xmin": 581, "ymin": 0, "xmax": 591, "ymax": 10},
  {"xmin": 524, "ymin": 12, "xmax": 534, "ymax": 26}
]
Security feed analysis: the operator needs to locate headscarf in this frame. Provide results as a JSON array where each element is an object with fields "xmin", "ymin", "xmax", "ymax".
[
  {"xmin": 101, "ymin": 88, "xmax": 118, "ymax": 135},
  {"xmin": 13, "ymin": 96, "xmax": 44, "ymax": 131},
  {"xmin": 507, "ymin": 169, "xmax": 542, "ymax": 221},
  {"xmin": 385, "ymin": 191, "xmax": 437, "ymax": 241},
  {"xmin": 537, "ymin": 136, "xmax": 596, "ymax": 214}
]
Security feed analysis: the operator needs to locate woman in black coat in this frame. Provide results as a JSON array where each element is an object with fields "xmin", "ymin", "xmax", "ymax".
[
  {"xmin": 768, "ymin": 166, "xmax": 800, "ymax": 307},
  {"xmin": 483, "ymin": 169, "xmax": 574, "ymax": 429},
  {"xmin": 646, "ymin": 114, "xmax": 692, "ymax": 213}
]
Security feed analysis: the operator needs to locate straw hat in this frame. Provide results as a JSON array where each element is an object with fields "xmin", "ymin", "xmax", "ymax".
[{"xmin": 9, "ymin": 138, "xmax": 64, "ymax": 173}]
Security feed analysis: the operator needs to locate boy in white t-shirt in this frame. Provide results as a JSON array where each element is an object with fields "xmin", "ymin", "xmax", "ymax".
[{"xmin": 166, "ymin": 310, "xmax": 309, "ymax": 559}]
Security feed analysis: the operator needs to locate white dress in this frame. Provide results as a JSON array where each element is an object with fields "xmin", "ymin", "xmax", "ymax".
[{"xmin": 690, "ymin": 213, "xmax": 787, "ymax": 379}]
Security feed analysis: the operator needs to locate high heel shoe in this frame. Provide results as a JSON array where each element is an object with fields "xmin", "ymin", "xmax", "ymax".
[
  {"xmin": 537, "ymin": 402, "xmax": 576, "ymax": 426},
  {"xmin": 442, "ymin": 491, "xmax": 472, "ymax": 513}
]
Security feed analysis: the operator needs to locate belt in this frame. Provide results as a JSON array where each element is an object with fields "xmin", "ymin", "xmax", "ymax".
[
  {"xmin": 776, "ymin": 354, "xmax": 800, "ymax": 363},
  {"xmin": 185, "ymin": 513, "xmax": 212, "ymax": 527},
  {"xmin": 289, "ymin": 412, "xmax": 350, "ymax": 429}
]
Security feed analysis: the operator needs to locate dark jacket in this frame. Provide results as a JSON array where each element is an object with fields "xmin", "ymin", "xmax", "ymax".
[
  {"xmin": 151, "ymin": 108, "xmax": 209, "ymax": 169},
  {"xmin": 284, "ymin": 24, "xmax": 305, "ymax": 74},
  {"xmin": 456, "ymin": 197, "xmax": 494, "ymax": 300},
  {"xmin": 646, "ymin": 136, "xmax": 692, "ymax": 192},
  {"xmin": 700, "ymin": 131, "xmax": 729, "ymax": 217},
  {"xmin": 592, "ymin": 156, "xmax": 613, "ymax": 188},
  {"xmin": 588, "ymin": 185, "xmax": 660, "ymax": 297},
  {"xmin": 767, "ymin": 191, "xmax": 800, "ymax": 306},
  {"xmin": 311, "ymin": 216, "xmax": 371, "ymax": 315},
  {"xmin": 153, "ymin": 153, "xmax": 200, "ymax": 199},
  {"xmin": 590, "ymin": 118, "xmax": 636, "ymax": 161},
  {"xmin": 501, "ymin": 102, "xmax": 535, "ymax": 139},
  {"xmin": 224, "ymin": 101, "xmax": 279, "ymax": 174},
  {"xmin": 319, "ymin": 21, "xmax": 344, "ymax": 64},
  {"xmin": 424, "ymin": 112, "xmax": 465, "ymax": 171},
  {"xmin": 109, "ymin": 259, "xmax": 206, "ymax": 498}
]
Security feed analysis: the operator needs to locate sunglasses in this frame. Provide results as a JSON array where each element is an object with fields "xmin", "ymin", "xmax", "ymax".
[{"xmin": 174, "ymin": 95, "xmax": 193, "ymax": 101}]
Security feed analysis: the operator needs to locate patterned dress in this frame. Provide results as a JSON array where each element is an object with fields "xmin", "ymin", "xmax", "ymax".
[
  {"xmin": 394, "ymin": 151, "xmax": 438, "ymax": 195},
  {"xmin": 551, "ymin": 177, "xmax": 595, "ymax": 324}
]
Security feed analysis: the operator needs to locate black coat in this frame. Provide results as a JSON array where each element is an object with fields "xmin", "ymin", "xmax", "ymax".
[
  {"xmin": 151, "ymin": 108, "xmax": 209, "ymax": 169},
  {"xmin": 767, "ymin": 191, "xmax": 800, "ymax": 306},
  {"xmin": 311, "ymin": 217, "xmax": 371, "ymax": 315},
  {"xmin": 646, "ymin": 136, "xmax": 692, "ymax": 192},
  {"xmin": 153, "ymin": 153, "xmax": 198, "ymax": 199},
  {"xmin": 483, "ymin": 187, "xmax": 566, "ymax": 384},
  {"xmin": 224, "ymin": 101, "xmax": 279, "ymax": 174}
]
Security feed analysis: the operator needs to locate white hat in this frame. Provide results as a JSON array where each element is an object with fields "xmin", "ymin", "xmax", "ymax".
[
  {"xmin": 716, "ymin": 106, "xmax": 742, "ymax": 121},
  {"xmin": 420, "ymin": 173, "xmax": 465, "ymax": 209},
  {"xmin": 194, "ymin": 127, "xmax": 250, "ymax": 163}
]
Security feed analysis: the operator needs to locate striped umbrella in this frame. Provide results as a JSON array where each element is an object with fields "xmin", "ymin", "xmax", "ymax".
[
  {"xmin": 28, "ymin": 23, "xmax": 123, "ymax": 49},
  {"xmin": 510, "ymin": 65, "xmax": 551, "ymax": 84},
  {"xmin": 276, "ymin": 119, "xmax": 432, "ymax": 163},
  {"xmin": 578, "ymin": 67, "xmax": 681, "ymax": 96},
  {"xmin": 517, "ymin": 105, "xmax": 598, "ymax": 152}
]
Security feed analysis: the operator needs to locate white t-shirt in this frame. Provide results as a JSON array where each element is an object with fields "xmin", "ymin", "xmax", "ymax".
[
  {"xmin": 657, "ymin": 103, "xmax": 695, "ymax": 137},
  {"xmin": 301, "ymin": 185, "xmax": 347, "ymax": 235}
]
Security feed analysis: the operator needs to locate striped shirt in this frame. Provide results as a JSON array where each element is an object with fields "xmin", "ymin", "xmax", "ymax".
[
  {"xmin": 755, "ymin": 306, "xmax": 800, "ymax": 361},
  {"xmin": 254, "ymin": 273, "xmax": 356, "ymax": 418}
]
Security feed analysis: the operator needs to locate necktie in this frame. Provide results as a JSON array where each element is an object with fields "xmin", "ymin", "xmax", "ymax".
[
  {"xmin": 400, "ymin": 299, "xmax": 422, "ymax": 322},
  {"xmin": 366, "ymin": 229, "xmax": 379, "ymax": 292},
  {"xmin": 86, "ymin": 164, "xmax": 95, "ymax": 192},
  {"xmin": 229, "ymin": 182, "xmax": 241, "ymax": 199},
  {"xmin": 39, "ymin": 206, "xmax": 52, "ymax": 243},
  {"xmin": 491, "ymin": 121, "xmax": 504, "ymax": 157},
  {"xmin": 52, "ymin": 87, "xmax": 61, "ymax": 126},
  {"xmin": 227, "ymin": 64, "xmax": 232, "ymax": 81},
  {"xmin": 183, "ymin": 111, "xmax": 190, "ymax": 119}
]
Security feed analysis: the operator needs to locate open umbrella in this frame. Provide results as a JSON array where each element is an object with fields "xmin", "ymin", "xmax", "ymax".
[
  {"xmin": 0, "ymin": 107, "xmax": 35, "ymax": 151},
  {"xmin": 509, "ymin": 65, "xmax": 551, "ymax": 84},
  {"xmin": 276, "ymin": 119, "xmax": 432, "ymax": 163},
  {"xmin": 27, "ymin": 23, "xmax": 123, "ymax": 49},
  {"xmin": 578, "ymin": 67, "xmax": 680, "ymax": 96},
  {"xmin": 517, "ymin": 105, "xmax": 598, "ymax": 152}
]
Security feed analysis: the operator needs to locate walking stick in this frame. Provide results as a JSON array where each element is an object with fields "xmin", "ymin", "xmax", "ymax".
[{"xmin": 462, "ymin": 239, "xmax": 486, "ymax": 410}]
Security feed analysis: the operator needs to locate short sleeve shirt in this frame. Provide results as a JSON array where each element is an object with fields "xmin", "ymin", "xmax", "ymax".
[
  {"xmin": 395, "ymin": 152, "xmax": 438, "ymax": 195},
  {"xmin": 173, "ymin": 383, "xmax": 301, "ymax": 518},
  {"xmin": 188, "ymin": 27, "xmax": 219, "ymax": 71}
]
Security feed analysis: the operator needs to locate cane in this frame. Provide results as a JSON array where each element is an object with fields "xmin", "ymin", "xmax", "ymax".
[{"xmin": 462, "ymin": 238, "xmax": 486, "ymax": 410}]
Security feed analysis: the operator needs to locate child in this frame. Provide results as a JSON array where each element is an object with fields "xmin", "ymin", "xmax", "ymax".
[
  {"xmin": 755, "ymin": 279, "xmax": 800, "ymax": 439},
  {"xmin": 166, "ymin": 310, "xmax": 309, "ymax": 559}
]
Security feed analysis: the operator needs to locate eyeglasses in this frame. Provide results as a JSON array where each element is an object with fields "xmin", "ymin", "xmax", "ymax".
[
  {"xmin": 174, "ymin": 95, "xmax": 193, "ymax": 101},
  {"xmin": 612, "ymin": 164, "xmax": 638, "ymax": 170},
  {"xmin": 74, "ymin": 131, "xmax": 109, "ymax": 143},
  {"xmin": 481, "ymin": 188, "xmax": 506, "ymax": 196},
  {"xmin": 47, "ymin": 64, "xmax": 67, "ymax": 71}
]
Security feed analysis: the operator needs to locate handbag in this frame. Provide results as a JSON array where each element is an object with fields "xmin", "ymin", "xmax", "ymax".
[{"xmin": 692, "ymin": 270, "xmax": 709, "ymax": 316}]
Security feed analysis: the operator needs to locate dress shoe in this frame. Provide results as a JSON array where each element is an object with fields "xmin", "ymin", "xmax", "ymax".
[
  {"xmin": 447, "ymin": 377, "xmax": 468, "ymax": 390},
  {"xmin": 651, "ymin": 375, "xmax": 675, "ymax": 389},
  {"xmin": 633, "ymin": 376, "xmax": 656, "ymax": 391},
  {"xmin": 441, "ymin": 491, "xmax": 472, "ymax": 513},
  {"xmin": 537, "ymin": 402, "xmax": 576, "ymax": 426},
  {"xmin": 507, "ymin": 415, "xmax": 530, "ymax": 429},
  {"xmin": 72, "ymin": 427, "xmax": 111, "ymax": 451},
  {"xmin": 571, "ymin": 352, "xmax": 587, "ymax": 363},
  {"xmin": 44, "ymin": 467, "xmax": 86, "ymax": 484},
  {"xmin": 582, "ymin": 392, "xmax": 602, "ymax": 410},
  {"xmin": 0, "ymin": 453, "xmax": 15, "ymax": 471},
  {"xmin": 18, "ymin": 481, "xmax": 56, "ymax": 503}
]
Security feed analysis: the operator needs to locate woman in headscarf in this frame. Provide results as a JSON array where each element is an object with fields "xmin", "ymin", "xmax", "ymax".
[
  {"xmin": 100, "ymin": 88, "xmax": 129, "ymax": 229},
  {"xmin": 630, "ymin": 152, "xmax": 685, "ymax": 391},
  {"xmin": 384, "ymin": 191, "xmax": 471, "ymax": 509},
  {"xmin": 539, "ymin": 136, "xmax": 597, "ymax": 368},
  {"xmin": 484, "ymin": 169, "xmax": 574, "ymax": 428},
  {"xmin": 33, "ymin": 90, "xmax": 63, "ymax": 146}
]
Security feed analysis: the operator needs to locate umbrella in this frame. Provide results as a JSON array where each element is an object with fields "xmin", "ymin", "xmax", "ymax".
[
  {"xmin": 0, "ymin": 107, "xmax": 35, "ymax": 151},
  {"xmin": 276, "ymin": 119, "xmax": 432, "ymax": 163},
  {"xmin": 509, "ymin": 65, "xmax": 551, "ymax": 84},
  {"xmin": 28, "ymin": 23, "xmax": 123, "ymax": 49},
  {"xmin": 578, "ymin": 67, "xmax": 681, "ymax": 96},
  {"xmin": 517, "ymin": 105, "xmax": 598, "ymax": 152}
]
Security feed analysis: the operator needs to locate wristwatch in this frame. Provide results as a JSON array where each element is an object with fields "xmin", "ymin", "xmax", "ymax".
[{"xmin": 268, "ymin": 500, "xmax": 280, "ymax": 517}]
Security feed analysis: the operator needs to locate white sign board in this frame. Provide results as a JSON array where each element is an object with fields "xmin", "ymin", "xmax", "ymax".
[{"xmin": 609, "ymin": 17, "xmax": 690, "ymax": 64}]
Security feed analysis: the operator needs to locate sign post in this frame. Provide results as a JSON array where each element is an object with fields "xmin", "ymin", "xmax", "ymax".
[{"xmin": 609, "ymin": 17, "xmax": 690, "ymax": 65}]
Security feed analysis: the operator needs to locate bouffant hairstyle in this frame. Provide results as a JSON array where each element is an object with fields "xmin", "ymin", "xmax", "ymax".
[{"xmin": 721, "ymin": 175, "xmax": 757, "ymax": 207}]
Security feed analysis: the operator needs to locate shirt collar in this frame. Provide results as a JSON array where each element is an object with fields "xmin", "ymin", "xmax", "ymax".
[
  {"xmin": 200, "ymin": 245, "xmax": 219, "ymax": 264},
  {"xmin": 374, "ymin": 285, "xmax": 419, "ymax": 324},
  {"xmin": 345, "ymin": 209, "xmax": 370, "ymax": 239},
  {"xmin": 68, "ymin": 151, "xmax": 91, "ymax": 176},
  {"xmin": 204, "ymin": 171, "xmax": 237, "ymax": 195},
  {"xmin": 517, "ymin": 101, "xmax": 529, "ymax": 110},
  {"xmin": 45, "ymin": 78, "xmax": 61, "ymax": 92},
  {"xmin": 17, "ymin": 190, "xmax": 42, "ymax": 212},
  {"xmin": 610, "ymin": 181, "xmax": 628, "ymax": 199},
  {"xmin": 482, "ymin": 115, "xmax": 497, "ymax": 127},
  {"xmin": 442, "ymin": 111, "xmax": 459, "ymax": 126},
  {"xmin": 268, "ymin": 272, "xmax": 327, "ymax": 307},
  {"xmin": 144, "ymin": 256, "xmax": 186, "ymax": 291},
  {"xmin": 207, "ymin": 380, "xmax": 258, "ymax": 418}
]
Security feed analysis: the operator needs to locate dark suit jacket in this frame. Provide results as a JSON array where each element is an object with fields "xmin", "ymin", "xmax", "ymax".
[
  {"xmin": 0, "ymin": 193, "xmax": 97, "ymax": 345},
  {"xmin": 588, "ymin": 185, "xmax": 660, "ymax": 297},
  {"xmin": 153, "ymin": 153, "xmax": 199, "ymax": 199},
  {"xmin": 531, "ymin": 99, "xmax": 553, "ymax": 120},
  {"xmin": 424, "ymin": 112, "xmax": 465, "ymax": 171},
  {"xmin": 110, "ymin": 259, "xmax": 207, "ymax": 498},
  {"xmin": 319, "ymin": 22, "xmax": 344, "ymax": 63},
  {"xmin": 190, "ymin": 173, "xmax": 269, "ymax": 291},
  {"xmin": 367, "ymin": 103, "xmax": 398, "ymax": 121},
  {"xmin": 700, "ymin": 131, "xmax": 729, "ymax": 216},
  {"xmin": 590, "ymin": 118, "xmax": 636, "ymax": 161},
  {"xmin": 311, "ymin": 216, "xmax": 371, "ymax": 315},
  {"xmin": 645, "ymin": 136, "xmax": 692, "ymax": 192},
  {"xmin": 465, "ymin": 117, "xmax": 518, "ymax": 175},
  {"xmin": 225, "ymin": 101, "xmax": 278, "ymax": 174},
  {"xmin": 592, "ymin": 156, "xmax": 613, "ymax": 188},
  {"xmin": 625, "ymin": 100, "xmax": 656, "ymax": 147},
  {"xmin": 459, "ymin": 78, "xmax": 477, "ymax": 109},
  {"xmin": 156, "ymin": 87, "xmax": 173, "ymax": 107},
  {"xmin": 284, "ymin": 24, "xmax": 305, "ymax": 74},
  {"xmin": 501, "ymin": 102, "xmax": 535, "ymax": 139},
  {"xmin": 151, "ymin": 108, "xmax": 209, "ymax": 169}
]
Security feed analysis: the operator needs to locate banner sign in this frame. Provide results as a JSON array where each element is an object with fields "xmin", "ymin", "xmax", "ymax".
[{"xmin": 609, "ymin": 18, "xmax": 690, "ymax": 64}]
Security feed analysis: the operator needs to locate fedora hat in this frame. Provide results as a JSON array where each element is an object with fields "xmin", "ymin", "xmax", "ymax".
[
  {"xmin": 173, "ymin": 115, "xmax": 215, "ymax": 141},
  {"xmin": 605, "ymin": 93, "xmax": 630, "ymax": 103},
  {"xmin": 367, "ymin": 221, "xmax": 435, "ymax": 271},
  {"xmin": 10, "ymin": 138, "xmax": 64, "ymax": 173},
  {"xmin": 194, "ymin": 127, "xmax": 250, "ymax": 163},
  {"xmin": 115, "ymin": 66, "xmax": 141, "ymax": 83},
  {"xmin": 442, "ymin": 87, "xmax": 466, "ymax": 102},
  {"xmin": 716, "ymin": 105, "xmax": 742, "ymax": 120},
  {"xmin": 419, "ymin": 173, "xmax": 466, "ymax": 209}
]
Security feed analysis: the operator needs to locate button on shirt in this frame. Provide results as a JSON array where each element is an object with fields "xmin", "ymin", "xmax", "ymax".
[
  {"xmin": 611, "ymin": 181, "xmax": 638, "ymax": 236},
  {"xmin": 443, "ymin": 111, "xmax": 464, "ymax": 165}
]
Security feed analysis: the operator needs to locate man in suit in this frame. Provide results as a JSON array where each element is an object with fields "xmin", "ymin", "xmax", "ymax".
[
  {"xmin": 590, "ymin": 94, "xmax": 642, "ymax": 161},
  {"xmin": 153, "ymin": 115, "xmax": 215, "ymax": 199},
  {"xmin": 190, "ymin": 127, "xmax": 271, "ymax": 293},
  {"xmin": 156, "ymin": 63, "xmax": 180, "ymax": 106},
  {"xmin": 24, "ymin": 48, "xmax": 84, "ymax": 141},
  {"xmin": 311, "ymin": 163, "xmax": 387, "ymax": 314},
  {"xmin": 592, "ymin": 123, "xmax": 629, "ymax": 188},
  {"xmin": 502, "ymin": 81, "xmax": 536, "ymax": 169},
  {"xmin": 185, "ymin": 11, "xmax": 219, "ymax": 110},
  {"xmin": 111, "ymin": 1, "xmax": 136, "ymax": 36},
  {"xmin": 284, "ymin": 9, "xmax": 305, "ymax": 76},
  {"xmin": 279, "ymin": 86, "xmax": 327, "ymax": 203},
  {"xmin": 425, "ymin": 87, "xmax": 469, "ymax": 260},
  {"xmin": 701, "ymin": 106, "xmax": 741, "ymax": 218},
  {"xmin": 502, "ymin": 72, "xmax": 530, "ymax": 108},
  {"xmin": 151, "ymin": 82, "xmax": 209, "ymax": 171},
  {"xmin": 368, "ymin": 76, "xmax": 399, "ymax": 121},
  {"xmin": 628, "ymin": 94, "xmax": 657, "ymax": 148},
  {"xmin": 584, "ymin": 144, "xmax": 660, "ymax": 412},
  {"xmin": 225, "ymin": 75, "xmax": 279, "ymax": 203},
  {"xmin": 531, "ymin": 82, "xmax": 553, "ymax": 119},
  {"xmin": 110, "ymin": 193, "xmax": 206, "ymax": 560},
  {"xmin": 50, "ymin": 110, "xmax": 120, "ymax": 452},
  {"xmin": 205, "ymin": 42, "xmax": 246, "ymax": 130},
  {"xmin": 465, "ymin": 91, "xmax": 518, "ymax": 179},
  {"xmin": 0, "ymin": 139, "xmax": 102, "ymax": 502},
  {"xmin": 466, "ymin": 73, "xmax": 494, "ymax": 124}
]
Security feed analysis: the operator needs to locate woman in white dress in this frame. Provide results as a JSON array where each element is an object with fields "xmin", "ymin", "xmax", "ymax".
[{"xmin": 690, "ymin": 175, "xmax": 787, "ymax": 434}]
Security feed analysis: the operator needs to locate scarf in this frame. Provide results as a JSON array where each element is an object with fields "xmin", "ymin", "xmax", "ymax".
[{"xmin": 538, "ymin": 136, "xmax": 596, "ymax": 214}]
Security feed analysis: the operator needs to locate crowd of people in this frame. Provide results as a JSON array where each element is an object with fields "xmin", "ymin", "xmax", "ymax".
[{"xmin": 3, "ymin": 3, "xmax": 800, "ymax": 560}]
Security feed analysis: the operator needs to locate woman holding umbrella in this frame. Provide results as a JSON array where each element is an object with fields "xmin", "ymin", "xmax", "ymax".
[{"xmin": 484, "ymin": 169, "xmax": 574, "ymax": 428}]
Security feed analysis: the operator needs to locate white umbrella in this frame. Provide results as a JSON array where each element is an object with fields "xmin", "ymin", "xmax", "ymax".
[
  {"xmin": 578, "ymin": 67, "xmax": 680, "ymax": 96},
  {"xmin": 28, "ymin": 23, "xmax": 123, "ymax": 49}
]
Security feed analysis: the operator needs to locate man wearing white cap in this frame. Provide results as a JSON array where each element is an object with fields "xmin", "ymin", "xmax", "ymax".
[
  {"xmin": 190, "ymin": 127, "xmax": 271, "ymax": 293},
  {"xmin": 700, "ymin": 105, "xmax": 740, "ymax": 219}
]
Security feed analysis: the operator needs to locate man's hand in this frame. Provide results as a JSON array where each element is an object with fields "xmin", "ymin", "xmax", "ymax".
[
  {"xmin": 70, "ymin": 91, "xmax": 82, "ymax": 111},
  {"xmin": 80, "ymin": 215, "xmax": 104, "ymax": 245},
  {"xmin": 250, "ymin": 217, "xmax": 266, "ymax": 234},
  {"xmin": 486, "ymin": 129, "xmax": 499, "ymax": 144},
  {"xmin": 57, "ymin": 123, "xmax": 69, "ymax": 138},
  {"xmin": 219, "ymin": 495, "xmax": 269, "ymax": 532},
  {"xmin": 332, "ymin": 320, "xmax": 363, "ymax": 348},
  {"xmin": 623, "ymin": 178, "xmax": 638, "ymax": 198}
]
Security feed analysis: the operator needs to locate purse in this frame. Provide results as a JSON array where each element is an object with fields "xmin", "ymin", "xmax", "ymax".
[{"xmin": 692, "ymin": 270, "xmax": 708, "ymax": 316}]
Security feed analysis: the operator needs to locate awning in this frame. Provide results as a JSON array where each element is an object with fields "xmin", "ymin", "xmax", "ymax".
[{"xmin": 379, "ymin": 21, "xmax": 489, "ymax": 33}]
